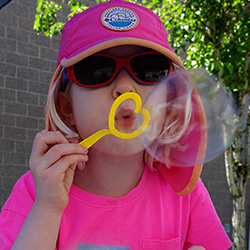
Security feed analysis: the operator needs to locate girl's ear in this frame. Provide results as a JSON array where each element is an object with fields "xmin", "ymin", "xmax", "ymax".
[{"xmin": 56, "ymin": 92, "xmax": 76, "ymax": 126}]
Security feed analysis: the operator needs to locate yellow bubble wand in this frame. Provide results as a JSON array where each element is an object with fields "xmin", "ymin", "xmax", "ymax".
[{"xmin": 79, "ymin": 92, "xmax": 150, "ymax": 148}]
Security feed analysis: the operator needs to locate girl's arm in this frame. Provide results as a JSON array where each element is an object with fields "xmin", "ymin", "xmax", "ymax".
[
  {"xmin": 11, "ymin": 131, "xmax": 88, "ymax": 250},
  {"xmin": 11, "ymin": 203, "xmax": 62, "ymax": 250}
]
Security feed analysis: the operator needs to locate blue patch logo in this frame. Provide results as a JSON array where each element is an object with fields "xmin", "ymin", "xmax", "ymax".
[{"xmin": 101, "ymin": 7, "xmax": 139, "ymax": 31}]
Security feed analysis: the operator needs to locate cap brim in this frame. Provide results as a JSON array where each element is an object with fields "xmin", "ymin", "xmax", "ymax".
[
  {"xmin": 156, "ymin": 162, "xmax": 203, "ymax": 196},
  {"xmin": 60, "ymin": 38, "xmax": 184, "ymax": 69}
]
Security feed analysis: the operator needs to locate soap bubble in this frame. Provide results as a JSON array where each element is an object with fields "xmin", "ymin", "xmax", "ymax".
[{"xmin": 140, "ymin": 69, "xmax": 238, "ymax": 167}]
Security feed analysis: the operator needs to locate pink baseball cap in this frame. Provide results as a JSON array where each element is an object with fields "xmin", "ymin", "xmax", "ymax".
[
  {"xmin": 56, "ymin": 0, "xmax": 183, "ymax": 68},
  {"xmin": 47, "ymin": 0, "xmax": 205, "ymax": 196}
]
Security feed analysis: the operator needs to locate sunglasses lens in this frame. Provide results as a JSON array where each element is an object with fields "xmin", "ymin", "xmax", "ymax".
[
  {"xmin": 71, "ymin": 53, "xmax": 170, "ymax": 87},
  {"xmin": 131, "ymin": 54, "xmax": 169, "ymax": 83},
  {"xmin": 74, "ymin": 56, "xmax": 116, "ymax": 86}
]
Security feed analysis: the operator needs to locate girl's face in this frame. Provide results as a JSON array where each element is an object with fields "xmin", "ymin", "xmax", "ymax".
[{"xmin": 68, "ymin": 46, "xmax": 159, "ymax": 156}]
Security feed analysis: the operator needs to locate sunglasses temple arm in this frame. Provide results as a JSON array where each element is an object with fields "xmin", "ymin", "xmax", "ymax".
[
  {"xmin": 60, "ymin": 68, "xmax": 70, "ymax": 91},
  {"xmin": 78, "ymin": 129, "xmax": 111, "ymax": 149}
]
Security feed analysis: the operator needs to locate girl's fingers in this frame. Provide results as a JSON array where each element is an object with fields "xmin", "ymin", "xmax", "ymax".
[
  {"xmin": 30, "ymin": 131, "xmax": 88, "ymax": 171},
  {"xmin": 77, "ymin": 162, "xmax": 86, "ymax": 171},
  {"xmin": 47, "ymin": 153, "xmax": 88, "ymax": 175},
  {"xmin": 40, "ymin": 143, "xmax": 87, "ymax": 170},
  {"xmin": 31, "ymin": 131, "xmax": 68, "ymax": 159},
  {"xmin": 33, "ymin": 154, "xmax": 87, "ymax": 190},
  {"xmin": 64, "ymin": 163, "xmax": 78, "ymax": 193}
]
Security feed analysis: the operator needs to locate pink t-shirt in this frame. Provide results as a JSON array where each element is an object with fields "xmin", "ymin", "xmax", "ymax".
[{"xmin": 0, "ymin": 165, "xmax": 231, "ymax": 250}]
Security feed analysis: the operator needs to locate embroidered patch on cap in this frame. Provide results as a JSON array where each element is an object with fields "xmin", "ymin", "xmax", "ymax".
[{"xmin": 101, "ymin": 7, "xmax": 139, "ymax": 31}]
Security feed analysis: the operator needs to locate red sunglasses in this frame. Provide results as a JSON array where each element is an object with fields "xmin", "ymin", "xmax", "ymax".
[{"xmin": 61, "ymin": 51, "xmax": 173, "ymax": 90}]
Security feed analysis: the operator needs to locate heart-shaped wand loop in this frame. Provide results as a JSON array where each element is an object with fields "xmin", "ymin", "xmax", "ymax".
[{"xmin": 78, "ymin": 92, "xmax": 150, "ymax": 149}]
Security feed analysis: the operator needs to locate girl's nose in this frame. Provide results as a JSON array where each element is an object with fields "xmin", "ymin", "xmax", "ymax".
[{"xmin": 112, "ymin": 68, "xmax": 136, "ymax": 98}]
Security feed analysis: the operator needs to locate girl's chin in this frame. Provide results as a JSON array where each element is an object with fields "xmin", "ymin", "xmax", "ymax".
[{"xmin": 91, "ymin": 137, "xmax": 145, "ymax": 157}]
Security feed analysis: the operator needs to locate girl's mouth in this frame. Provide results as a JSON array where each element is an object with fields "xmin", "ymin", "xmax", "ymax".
[{"xmin": 115, "ymin": 108, "xmax": 137, "ymax": 132}]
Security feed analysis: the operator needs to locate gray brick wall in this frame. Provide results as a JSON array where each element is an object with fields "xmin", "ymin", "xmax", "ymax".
[
  {"xmin": 0, "ymin": 0, "xmax": 249, "ymax": 245},
  {"xmin": 0, "ymin": 0, "xmax": 59, "ymax": 206}
]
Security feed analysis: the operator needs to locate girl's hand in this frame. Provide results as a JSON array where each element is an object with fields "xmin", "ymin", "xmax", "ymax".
[{"xmin": 29, "ymin": 130, "xmax": 88, "ymax": 214}]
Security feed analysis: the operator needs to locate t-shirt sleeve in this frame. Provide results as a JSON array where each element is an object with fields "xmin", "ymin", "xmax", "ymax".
[
  {"xmin": 184, "ymin": 179, "xmax": 232, "ymax": 250},
  {"xmin": 0, "ymin": 171, "xmax": 35, "ymax": 250}
]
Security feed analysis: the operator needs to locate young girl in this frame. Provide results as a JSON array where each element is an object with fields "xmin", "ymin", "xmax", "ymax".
[{"xmin": 0, "ymin": 0, "xmax": 232, "ymax": 249}]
